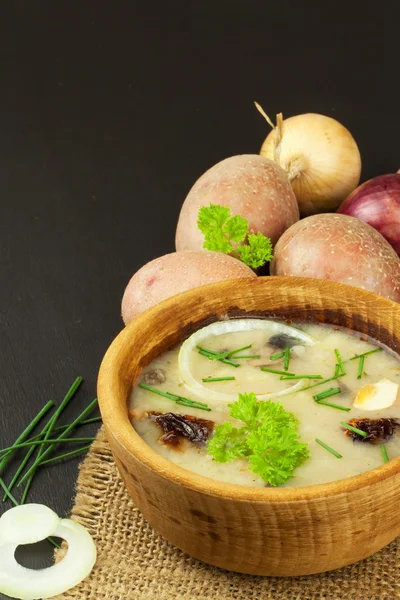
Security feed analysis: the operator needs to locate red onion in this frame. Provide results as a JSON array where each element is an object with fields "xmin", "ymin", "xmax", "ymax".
[{"xmin": 337, "ymin": 172, "xmax": 400, "ymax": 255}]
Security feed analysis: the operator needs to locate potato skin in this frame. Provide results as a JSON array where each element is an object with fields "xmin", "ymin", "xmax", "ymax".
[
  {"xmin": 121, "ymin": 251, "xmax": 256, "ymax": 324},
  {"xmin": 270, "ymin": 214, "xmax": 400, "ymax": 302},
  {"xmin": 175, "ymin": 155, "xmax": 299, "ymax": 252}
]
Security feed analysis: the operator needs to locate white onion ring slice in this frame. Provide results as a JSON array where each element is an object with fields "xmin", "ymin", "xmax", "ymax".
[
  {"xmin": 178, "ymin": 319, "xmax": 314, "ymax": 404},
  {"xmin": 0, "ymin": 505, "xmax": 96, "ymax": 600},
  {"xmin": 0, "ymin": 504, "xmax": 59, "ymax": 545}
]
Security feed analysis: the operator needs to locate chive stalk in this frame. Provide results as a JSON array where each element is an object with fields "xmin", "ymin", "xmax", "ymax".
[
  {"xmin": 198, "ymin": 347, "xmax": 240, "ymax": 367},
  {"xmin": 139, "ymin": 383, "xmax": 210, "ymax": 411},
  {"xmin": 334, "ymin": 349, "xmax": 346, "ymax": 375},
  {"xmin": 381, "ymin": 444, "xmax": 389, "ymax": 463},
  {"xmin": 202, "ymin": 377, "xmax": 236, "ymax": 382},
  {"xmin": 270, "ymin": 351, "xmax": 285, "ymax": 360},
  {"xmin": 0, "ymin": 438, "xmax": 96, "ymax": 456},
  {"xmin": 357, "ymin": 355, "xmax": 365, "ymax": 379},
  {"xmin": 346, "ymin": 348, "xmax": 382, "ymax": 362},
  {"xmin": 315, "ymin": 400, "xmax": 350, "ymax": 411},
  {"xmin": 40, "ymin": 445, "xmax": 93, "ymax": 466},
  {"xmin": 283, "ymin": 346, "xmax": 290, "ymax": 371},
  {"xmin": 261, "ymin": 368, "xmax": 296, "ymax": 376},
  {"xmin": 280, "ymin": 374, "xmax": 323, "ymax": 380},
  {"xmin": 231, "ymin": 355, "xmax": 261, "ymax": 359},
  {"xmin": 19, "ymin": 398, "xmax": 99, "ymax": 486},
  {"xmin": 313, "ymin": 388, "xmax": 342, "ymax": 401},
  {"xmin": 0, "ymin": 401, "xmax": 54, "ymax": 474},
  {"xmin": 213, "ymin": 344, "xmax": 252, "ymax": 359},
  {"xmin": 340, "ymin": 422, "xmax": 368, "ymax": 438},
  {"xmin": 315, "ymin": 438, "xmax": 343, "ymax": 458}
]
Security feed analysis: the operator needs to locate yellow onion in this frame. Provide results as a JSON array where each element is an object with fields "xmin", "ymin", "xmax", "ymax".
[{"xmin": 255, "ymin": 103, "xmax": 362, "ymax": 216}]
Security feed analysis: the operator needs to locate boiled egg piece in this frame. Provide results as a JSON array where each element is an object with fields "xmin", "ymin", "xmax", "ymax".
[{"xmin": 353, "ymin": 378, "xmax": 399, "ymax": 411}]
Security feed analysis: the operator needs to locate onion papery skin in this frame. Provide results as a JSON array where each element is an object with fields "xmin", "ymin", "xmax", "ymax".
[{"xmin": 338, "ymin": 173, "xmax": 400, "ymax": 256}]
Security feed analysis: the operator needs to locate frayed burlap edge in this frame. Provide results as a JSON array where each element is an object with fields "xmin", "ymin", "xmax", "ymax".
[{"xmin": 52, "ymin": 428, "xmax": 400, "ymax": 600}]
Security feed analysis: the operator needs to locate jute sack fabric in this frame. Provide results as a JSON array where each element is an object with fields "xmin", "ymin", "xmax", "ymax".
[{"xmin": 53, "ymin": 428, "xmax": 400, "ymax": 600}]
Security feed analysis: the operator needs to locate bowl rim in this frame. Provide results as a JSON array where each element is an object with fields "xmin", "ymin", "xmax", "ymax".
[{"xmin": 98, "ymin": 276, "xmax": 400, "ymax": 503}]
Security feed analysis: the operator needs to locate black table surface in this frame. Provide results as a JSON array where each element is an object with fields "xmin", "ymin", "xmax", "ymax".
[{"xmin": 0, "ymin": 0, "xmax": 399, "ymax": 594}]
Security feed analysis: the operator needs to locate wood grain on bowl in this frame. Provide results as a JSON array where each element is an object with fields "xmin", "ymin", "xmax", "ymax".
[{"xmin": 98, "ymin": 277, "xmax": 400, "ymax": 576}]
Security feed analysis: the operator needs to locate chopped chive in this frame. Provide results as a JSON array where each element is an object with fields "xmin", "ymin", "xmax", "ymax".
[
  {"xmin": 346, "ymin": 348, "xmax": 382, "ymax": 362},
  {"xmin": 222, "ymin": 344, "xmax": 252, "ymax": 358},
  {"xmin": 315, "ymin": 438, "xmax": 343, "ymax": 458},
  {"xmin": 139, "ymin": 383, "xmax": 210, "ymax": 411},
  {"xmin": 357, "ymin": 355, "xmax": 365, "ymax": 379},
  {"xmin": 0, "ymin": 438, "xmax": 96, "ymax": 456},
  {"xmin": 381, "ymin": 444, "xmax": 389, "ymax": 463},
  {"xmin": 0, "ymin": 400, "xmax": 54, "ymax": 473},
  {"xmin": 0, "ymin": 477, "xmax": 20, "ymax": 506},
  {"xmin": 280, "ymin": 374, "xmax": 323, "ymax": 380},
  {"xmin": 315, "ymin": 400, "xmax": 351, "ymax": 411},
  {"xmin": 334, "ymin": 349, "xmax": 346, "ymax": 375},
  {"xmin": 198, "ymin": 348, "xmax": 240, "ymax": 367},
  {"xmin": 283, "ymin": 346, "xmax": 290, "ymax": 371},
  {"xmin": 39, "ymin": 444, "xmax": 93, "ymax": 466},
  {"xmin": 21, "ymin": 417, "xmax": 102, "ymax": 446},
  {"xmin": 340, "ymin": 422, "xmax": 368, "ymax": 438},
  {"xmin": 231, "ymin": 355, "xmax": 261, "ymax": 359},
  {"xmin": 296, "ymin": 373, "xmax": 344, "ymax": 393},
  {"xmin": 313, "ymin": 388, "xmax": 342, "ymax": 401},
  {"xmin": 202, "ymin": 377, "xmax": 236, "ymax": 382},
  {"xmin": 270, "ymin": 351, "xmax": 285, "ymax": 360},
  {"xmin": 334, "ymin": 364, "xmax": 340, "ymax": 377},
  {"xmin": 175, "ymin": 400, "xmax": 212, "ymax": 412},
  {"xmin": 18, "ymin": 397, "xmax": 99, "ymax": 486},
  {"xmin": 3, "ymin": 444, "xmax": 37, "ymax": 501},
  {"xmin": 261, "ymin": 368, "xmax": 296, "ymax": 376}
]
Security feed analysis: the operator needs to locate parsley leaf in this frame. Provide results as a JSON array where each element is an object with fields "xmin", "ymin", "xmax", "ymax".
[
  {"xmin": 197, "ymin": 204, "xmax": 273, "ymax": 269},
  {"xmin": 237, "ymin": 233, "xmax": 274, "ymax": 269},
  {"xmin": 207, "ymin": 393, "xmax": 309, "ymax": 486}
]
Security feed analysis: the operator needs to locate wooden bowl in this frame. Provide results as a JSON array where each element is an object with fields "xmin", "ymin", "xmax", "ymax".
[{"xmin": 97, "ymin": 276, "xmax": 400, "ymax": 576}]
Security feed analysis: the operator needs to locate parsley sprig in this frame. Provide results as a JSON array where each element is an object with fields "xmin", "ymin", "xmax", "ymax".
[
  {"xmin": 207, "ymin": 393, "xmax": 309, "ymax": 486},
  {"xmin": 197, "ymin": 204, "xmax": 273, "ymax": 269}
]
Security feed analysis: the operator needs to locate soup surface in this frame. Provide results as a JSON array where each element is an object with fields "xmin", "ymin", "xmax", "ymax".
[{"xmin": 130, "ymin": 319, "xmax": 400, "ymax": 487}]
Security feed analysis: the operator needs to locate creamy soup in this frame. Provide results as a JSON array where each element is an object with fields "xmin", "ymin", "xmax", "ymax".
[{"xmin": 130, "ymin": 319, "xmax": 400, "ymax": 487}]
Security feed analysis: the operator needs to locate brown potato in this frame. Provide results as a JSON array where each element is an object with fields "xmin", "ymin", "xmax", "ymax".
[
  {"xmin": 175, "ymin": 155, "xmax": 299, "ymax": 252},
  {"xmin": 271, "ymin": 214, "xmax": 400, "ymax": 302},
  {"xmin": 121, "ymin": 251, "xmax": 256, "ymax": 324}
]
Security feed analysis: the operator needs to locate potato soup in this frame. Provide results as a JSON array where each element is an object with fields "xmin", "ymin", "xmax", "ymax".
[{"xmin": 130, "ymin": 319, "xmax": 400, "ymax": 488}]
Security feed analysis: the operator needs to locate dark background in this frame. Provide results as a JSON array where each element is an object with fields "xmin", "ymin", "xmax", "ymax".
[{"xmin": 0, "ymin": 0, "xmax": 399, "ymax": 593}]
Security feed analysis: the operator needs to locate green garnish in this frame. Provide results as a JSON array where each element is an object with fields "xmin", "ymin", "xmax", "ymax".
[
  {"xmin": 212, "ymin": 344, "xmax": 252, "ymax": 359},
  {"xmin": 232, "ymin": 355, "xmax": 261, "ymax": 359},
  {"xmin": 0, "ymin": 437, "xmax": 95, "ymax": 456},
  {"xmin": 18, "ymin": 397, "xmax": 99, "ymax": 486},
  {"xmin": 334, "ymin": 364, "xmax": 340, "ymax": 377},
  {"xmin": 315, "ymin": 400, "xmax": 350, "ymax": 412},
  {"xmin": 313, "ymin": 388, "xmax": 342, "ymax": 401},
  {"xmin": 40, "ymin": 445, "xmax": 93, "ymax": 466},
  {"xmin": 381, "ymin": 444, "xmax": 389, "ymax": 463},
  {"xmin": 357, "ymin": 355, "xmax": 365, "ymax": 379},
  {"xmin": 270, "ymin": 351, "xmax": 285, "ymax": 360},
  {"xmin": 283, "ymin": 346, "xmax": 290, "ymax": 371},
  {"xmin": 340, "ymin": 422, "xmax": 368, "ymax": 438},
  {"xmin": 261, "ymin": 368, "xmax": 296, "ymax": 376},
  {"xmin": 297, "ymin": 373, "xmax": 344, "ymax": 393},
  {"xmin": 334, "ymin": 349, "xmax": 346, "ymax": 375},
  {"xmin": 207, "ymin": 393, "xmax": 309, "ymax": 486},
  {"xmin": 346, "ymin": 348, "xmax": 382, "ymax": 362},
  {"xmin": 198, "ymin": 347, "xmax": 240, "ymax": 367},
  {"xmin": 315, "ymin": 438, "xmax": 343, "ymax": 458},
  {"xmin": 197, "ymin": 204, "xmax": 273, "ymax": 268},
  {"xmin": 280, "ymin": 374, "xmax": 323, "ymax": 380},
  {"xmin": 138, "ymin": 382, "xmax": 211, "ymax": 411},
  {"xmin": 202, "ymin": 377, "xmax": 236, "ymax": 383}
]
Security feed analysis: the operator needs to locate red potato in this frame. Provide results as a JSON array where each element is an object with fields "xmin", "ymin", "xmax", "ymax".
[
  {"xmin": 175, "ymin": 155, "xmax": 299, "ymax": 252},
  {"xmin": 121, "ymin": 250, "xmax": 256, "ymax": 324},
  {"xmin": 270, "ymin": 214, "xmax": 400, "ymax": 302}
]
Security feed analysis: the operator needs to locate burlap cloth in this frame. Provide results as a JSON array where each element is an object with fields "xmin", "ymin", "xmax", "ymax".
[{"xmin": 53, "ymin": 428, "xmax": 400, "ymax": 600}]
